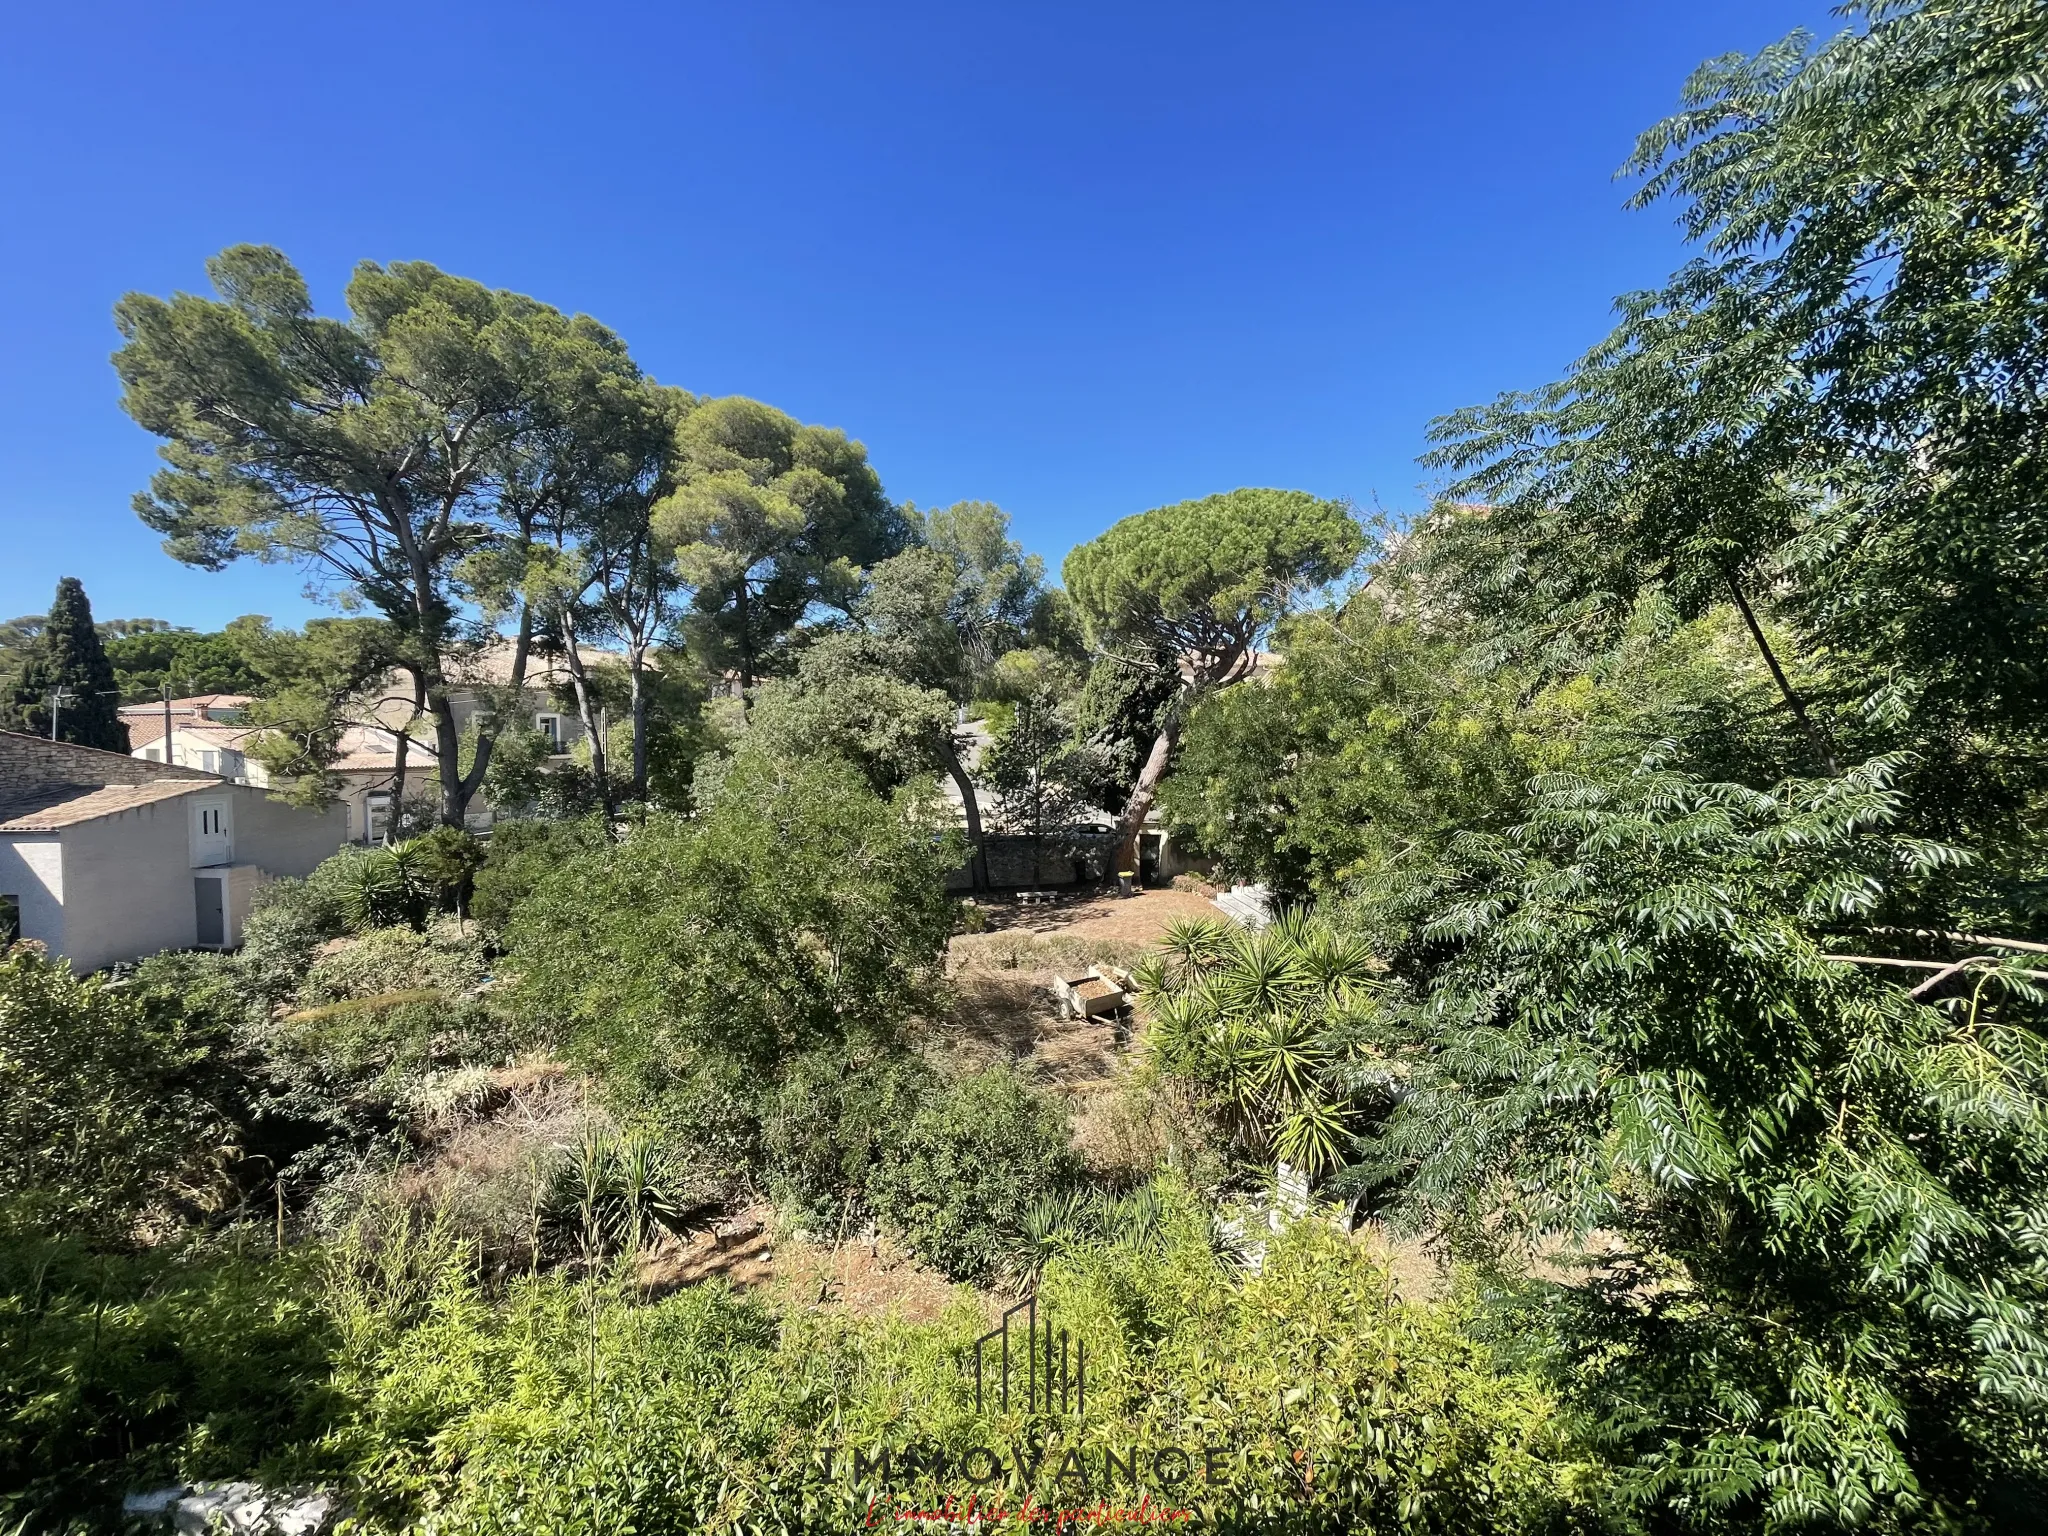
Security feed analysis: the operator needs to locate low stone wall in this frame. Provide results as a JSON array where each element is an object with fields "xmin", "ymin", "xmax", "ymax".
[{"xmin": 946, "ymin": 834, "xmax": 1115, "ymax": 892}]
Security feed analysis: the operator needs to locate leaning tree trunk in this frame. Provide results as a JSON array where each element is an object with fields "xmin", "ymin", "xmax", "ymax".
[
  {"xmin": 1723, "ymin": 568, "xmax": 1839, "ymax": 776},
  {"xmin": 938, "ymin": 731, "xmax": 991, "ymax": 890},
  {"xmin": 1113, "ymin": 712, "xmax": 1183, "ymax": 880},
  {"xmin": 448, "ymin": 605, "xmax": 535, "ymax": 826}
]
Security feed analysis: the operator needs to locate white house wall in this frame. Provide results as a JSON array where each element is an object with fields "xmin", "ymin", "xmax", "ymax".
[
  {"xmin": 230, "ymin": 786, "xmax": 347, "ymax": 875},
  {"xmin": 0, "ymin": 836, "xmax": 65, "ymax": 955},
  {"xmin": 57, "ymin": 800, "xmax": 196, "ymax": 972},
  {"xmin": 44, "ymin": 785, "xmax": 344, "ymax": 973}
]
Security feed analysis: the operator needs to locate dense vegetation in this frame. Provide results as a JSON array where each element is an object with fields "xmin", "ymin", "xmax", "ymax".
[{"xmin": 4, "ymin": 2, "xmax": 2046, "ymax": 1530}]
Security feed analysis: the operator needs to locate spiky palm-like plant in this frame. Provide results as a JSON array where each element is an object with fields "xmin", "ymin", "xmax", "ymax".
[{"xmin": 1138, "ymin": 910, "xmax": 1387, "ymax": 1179}]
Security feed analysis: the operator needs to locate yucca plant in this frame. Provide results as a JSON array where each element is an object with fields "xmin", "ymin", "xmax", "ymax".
[
  {"xmin": 1137, "ymin": 910, "xmax": 1387, "ymax": 1182},
  {"xmin": 543, "ymin": 1129, "xmax": 688, "ymax": 1260},
  {"xmin": 1015, "ymin": 1188, "xmax": 1091, "ymax": 1281},
  {"xmin": 331, "ymin": 841, "xmax": 438, "ymax": 932},
  {"xmin": 1100, "ymin": 1182, "xmax": 1166, "ymax": 1250}
]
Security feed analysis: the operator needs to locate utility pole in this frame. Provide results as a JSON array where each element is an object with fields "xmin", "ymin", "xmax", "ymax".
[
  {"xmin": 46, "ymin": 687, "xmax": 75, "ymax": 742},
  {"xmin": 161, "ymin": 681, "xmax": 176, "ymax": 767}
]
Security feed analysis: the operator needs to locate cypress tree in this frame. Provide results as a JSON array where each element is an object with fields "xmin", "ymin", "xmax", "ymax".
[{"xmin": 5, "ymin": 579, "xmax": 128, "ymax": 751}]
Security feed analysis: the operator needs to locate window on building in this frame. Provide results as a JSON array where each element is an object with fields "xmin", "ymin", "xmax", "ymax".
[
  {"xmin": 536, "ymin": 713, "xmax": 565, "ymax": 753},
  {"xmin": 200, "ymin": 750, "xmax": 219, "ymax": 773},
  {"xmin": 143, "ymin": 747, "xmax": 160, "ymax": 761},
  {"xmin": 367, "ymin": 791, "xmax": 392, "ymax": 843},
  {"xmin": 0, "ymin": 894, "xmax": 18, "ymax": 946}
]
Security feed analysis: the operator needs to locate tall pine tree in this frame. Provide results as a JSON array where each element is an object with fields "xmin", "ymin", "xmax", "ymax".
[{"xmin": 4, "ymin": 579, "xmax": 127, "ymax": 751}]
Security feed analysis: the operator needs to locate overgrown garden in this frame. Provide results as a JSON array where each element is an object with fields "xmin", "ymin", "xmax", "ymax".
[{"xmin": 5, "ymin": 3, "xmax": 2047, "ymax": 1530}]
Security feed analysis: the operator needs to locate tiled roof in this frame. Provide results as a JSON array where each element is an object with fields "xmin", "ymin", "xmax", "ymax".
[
  {"xmin": 331, "ymin": 751, "xmax": 437, "ymax": 773},
  {"xmin": 124, "ymin": 717, "xmax": 261, "ymax": 750},
  {"xmin": 0, "ymin": 729, "xmax": 220, "ymax": 833},
  {"xmin": 116, "ymin": 693, "xmax": 255, "ymax": 714},
  {"xmin": 0, "ymin": 777, "xmax": 215, "ymax": 832}
]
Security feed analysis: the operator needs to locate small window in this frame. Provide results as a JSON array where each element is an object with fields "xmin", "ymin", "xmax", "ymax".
[
  {"xmin": 143, "ymin": 746, "xmax": 161, "ymax": 762},
  {"xmin": 0, "ymin": 894, "xmax": 18, "ymax": 946},
  {"xmin": 200, "ymin": 750, "xmax": 219, "ymax": 773},
  {"xmin": 535, "ymin": 714, "xmax": 565, "ymax": 753}
]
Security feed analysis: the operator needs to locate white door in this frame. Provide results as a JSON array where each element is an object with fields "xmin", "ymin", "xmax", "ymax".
[{"xmin": 191, "ymin": 798, "xmax": 232, "ymax": 867}]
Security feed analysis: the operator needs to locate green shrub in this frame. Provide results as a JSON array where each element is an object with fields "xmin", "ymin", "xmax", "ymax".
[
  {"xmin": 315, "ymin": 1189, "xmax": 1599, "ymax": 1534},
  {"xmin": 300, "ymin": 920, "xmax": 489, "ymax": 1007},
  {"xmin": 509, "ymin": 753, "xmax": 960, "ymax": 1103},
  {"xmin": 869, "ymin": 1063, "xmax": 1079, "ymax": 1282},
  {"xmin": 0, "ymin": 1237, "xmax": 339, "ymax": 1523},
  {"xmin": 409, "ymin": 825, "xmax": 488, "ymax": 918},
  {"xmin": 259, "ymin": 922, "xmax": 516, "ymax": 1101},
  {"xmin": 0, "ymin": 1185, "xmax": 1601, "ymax": 1533},
  {"xmin": 0, "ymin": 946, "xmax": 233, "ymax": 1236},
  {"xmin": 469, "ymin": 816, "xmax": 608, "ymax": 935},
  {"xmin": 237, "ymin": 873, "xmax": 350, "ymax": 1003},
  {"xmin": 761, "ymin": 1047, "xmax": 933, "ymax": 1231}
]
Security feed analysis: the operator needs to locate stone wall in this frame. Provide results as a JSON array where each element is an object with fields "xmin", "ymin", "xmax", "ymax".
[
  {"xmin": 0, "ymin": 730, "xmax": 210, "ymax": 799},
  {"xmin": 946, "ymin": 834, "xmax": 1116, "ymax": 892}
]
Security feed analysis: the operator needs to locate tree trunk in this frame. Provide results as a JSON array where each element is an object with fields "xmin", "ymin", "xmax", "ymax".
[
  {"xmin": 628, "ymin": 644, "xmax": 650, "ymax": 800},
  {"xmin": 431, "ymin": 682, "xmax": 466, "ymax": 829},
  {"xmin": 448, "ymin": 605, "xmax": 536, "ymax": 825},
  {"xmin": 1723, "ymin": 569, "xmax": 1839, "ymax": 776},
  {"xmin": 383, "ymin": 669, "xmax": 423, "ymax": 844},
  {"xmin": 735, "ymin": 580, "xmax": 754, "ymax": 699},
  {"xmin": 1114, "ymin": 710, "xmax": 1183, "ymax": 880},
  {"xmin": 558, "ymin": 610, "xmax": 618, "ymax": 832},
  {"xmin": 938, "ymin": 730, "xmax": 990, "ymax": 890}
]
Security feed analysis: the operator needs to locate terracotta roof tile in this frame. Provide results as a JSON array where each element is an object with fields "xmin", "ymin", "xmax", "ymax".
[
  {"xmin": 123, "ymin": 717, "xmax": 261, "ymax": 750},
  {"xmin": 116, "ymin": 693, "xmax": 255, "ymax": 714}
]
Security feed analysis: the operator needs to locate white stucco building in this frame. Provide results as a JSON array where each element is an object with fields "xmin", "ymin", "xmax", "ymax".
[
  {"xmin": 121, "ymin": 694, "xmax": 438, "ymax": 846},
  {"xmin": 0, "ymin": 731, "xmax": 345, "ymax": 971}
]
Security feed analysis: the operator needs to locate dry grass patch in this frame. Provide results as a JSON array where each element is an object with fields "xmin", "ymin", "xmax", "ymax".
[{"xmin": 634, "ymin": 1204, "xmax": 970, "ymax": 1324}]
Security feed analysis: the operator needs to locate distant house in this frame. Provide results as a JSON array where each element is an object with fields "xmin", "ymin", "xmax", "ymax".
[
  {"xmin": 361, "ymin": 643, "xmax": 623, "ymax": 832},
  {"xmin": 0, "ymin": 731, "xmax": 345, "ymax": 970},
  {"xmin": 122, "ymin": 694, "xmax": 436, "ymax": 846}
]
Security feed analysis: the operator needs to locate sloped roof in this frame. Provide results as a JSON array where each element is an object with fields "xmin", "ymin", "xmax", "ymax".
[
  {"xmin": 0, "ymin": 777, "xmax": 214, "ymax": 832},
  {"xmin": 116, "ymin": 693, "xmax": 255, "ymax": 715},
  {"xmin": 0, "ymin": 730, "xmax": 221, "ymax": 834},
  {"xmin": 123, "ymin": 716, "xmax": 261, "ymax": 751}
]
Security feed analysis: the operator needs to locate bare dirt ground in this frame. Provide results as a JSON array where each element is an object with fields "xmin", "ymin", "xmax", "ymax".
[
  {"xmin": 961, "ymin": 885, "xmax": 1221, "ymax": 945},
  {"xmin": 942, "ymin": 887, "xmax": 1218, "ymax": 1085},
  {"xmin": 635, "ymin": 1204, "xmax": 974, "ymax": 1324}
]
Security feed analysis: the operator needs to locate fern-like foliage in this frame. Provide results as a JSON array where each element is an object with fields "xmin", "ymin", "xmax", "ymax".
[{"xmin": 1354, "ymin": 749, "xmax": 2048, "ymax": 1528}]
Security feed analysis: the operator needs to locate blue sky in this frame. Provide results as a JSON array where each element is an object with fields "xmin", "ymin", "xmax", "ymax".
[{"xmin": 0, "ymin": 1, "xmax": 1843, "ymax": 630}]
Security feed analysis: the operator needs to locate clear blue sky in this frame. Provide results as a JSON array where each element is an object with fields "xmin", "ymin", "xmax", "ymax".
[{"xmin": 0, "ymin": 1, "xmax": 1842, "ymax": 630}]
